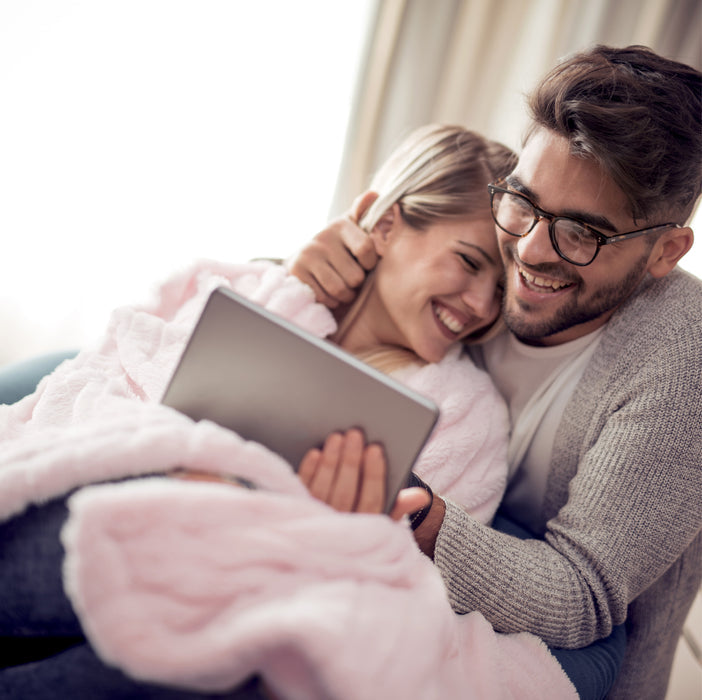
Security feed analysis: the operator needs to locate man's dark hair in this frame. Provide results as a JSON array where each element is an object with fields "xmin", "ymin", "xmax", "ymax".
[{"xmin": 526, "ymin": 44, "xmax": 702, "ymax": 224}]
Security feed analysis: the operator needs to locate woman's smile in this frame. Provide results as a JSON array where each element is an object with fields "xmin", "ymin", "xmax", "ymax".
[{"xmin": 432, "ymin": 301, "xmax": 469, "ymax": 337}]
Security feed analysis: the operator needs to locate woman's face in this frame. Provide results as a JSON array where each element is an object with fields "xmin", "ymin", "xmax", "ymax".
[{"xmin": 365, "ymin": 206, "xmax": 503, "ymax": 363}]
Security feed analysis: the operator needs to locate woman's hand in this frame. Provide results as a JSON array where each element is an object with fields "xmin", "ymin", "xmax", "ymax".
[
  {"xmin": 286, "ymin": 192, "xmax": 380, "ymax": 309},
  {"xmin": 298, "ymin": 428, "xmax": 430, "ymax": 520}
]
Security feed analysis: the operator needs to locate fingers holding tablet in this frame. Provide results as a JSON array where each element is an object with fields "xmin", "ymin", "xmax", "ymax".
[{"xmin": 298, "ymin": 429, "xmax": 386, "ymax": 514}]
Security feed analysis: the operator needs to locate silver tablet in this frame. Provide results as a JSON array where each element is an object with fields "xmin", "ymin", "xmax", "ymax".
[{"xmin": 161, "ymin": 286, "xmax": 439, "ymax": 512}]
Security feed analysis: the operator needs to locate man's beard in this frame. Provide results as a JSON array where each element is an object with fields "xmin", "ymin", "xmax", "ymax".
[{"xmin": 502, "ymin": 255, "xmax": 649, "ymax": 344}]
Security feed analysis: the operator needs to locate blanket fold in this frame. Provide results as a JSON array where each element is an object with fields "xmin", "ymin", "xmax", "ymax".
[
  {"xmin": 0, "ymin": 259, "xmax": 575, "ymax": 699},
  {"xmin": 62, "ymin": 477, "xmax": 574, "ymax": 700}
]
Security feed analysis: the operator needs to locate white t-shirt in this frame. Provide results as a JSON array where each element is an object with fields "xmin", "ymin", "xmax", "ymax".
[{"xmin": 474, "ymin": 328, "xmax": 604, "ymax": 533}]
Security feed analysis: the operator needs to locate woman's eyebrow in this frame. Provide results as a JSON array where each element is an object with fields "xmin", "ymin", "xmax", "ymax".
[
  {"xmin": 458, "ymin": 241, "xmax": 497, "ymax": 265},
  {"xmin": 504, "ymin": 175, "xmax": 619, "ymax": 233}
]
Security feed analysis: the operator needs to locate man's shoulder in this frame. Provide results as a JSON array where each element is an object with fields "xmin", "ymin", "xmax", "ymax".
[
  {"xmin": 606, "ymin": 267, "xmax": 702, "ymax": 348},
  {"xmin": 618, "ymin": 267, "xmax": 702, "ymax": 322}
]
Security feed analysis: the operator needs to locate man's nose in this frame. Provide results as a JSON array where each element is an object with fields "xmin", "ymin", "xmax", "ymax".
[{"xmin": 516, "ymin": 219, "xmax": 560, "ymax": 265}]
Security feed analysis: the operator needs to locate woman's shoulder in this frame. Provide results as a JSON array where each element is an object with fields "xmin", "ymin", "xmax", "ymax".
[{"xmin": 393, "ymin": 345, "xmax": 504, "ymax": 407}]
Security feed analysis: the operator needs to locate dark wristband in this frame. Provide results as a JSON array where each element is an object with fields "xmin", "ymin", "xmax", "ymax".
[{"xmin": 406, "ymin": 472, "xmax": 433, "ymax": 530}]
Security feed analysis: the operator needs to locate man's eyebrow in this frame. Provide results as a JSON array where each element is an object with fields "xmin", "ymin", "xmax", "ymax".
[
  {"xmin": 458, "ymin": 240, "xmax": 497, "ymax": 265},
  {"xmin": 504, "ymin": 175, "xmax": 619, "ymax": 233}
]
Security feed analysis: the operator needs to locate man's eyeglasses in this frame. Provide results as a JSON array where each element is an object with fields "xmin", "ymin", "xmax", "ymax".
[{"xmin": 487, "ymin": 181, "xmax": 680, "ymax": 266}]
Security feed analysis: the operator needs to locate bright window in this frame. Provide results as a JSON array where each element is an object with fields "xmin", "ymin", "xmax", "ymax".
[{"xmin": 0, "ymin": 0, "xmax": 373, "ymax": 362}]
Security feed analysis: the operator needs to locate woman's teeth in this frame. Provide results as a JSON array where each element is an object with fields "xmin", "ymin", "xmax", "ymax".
[
  {"xmin": 434, "ymin": 304, "xmax": 464, "ymax": 334},
  {"xmin": 520, "ymin": 268, "xmax": 570, "ymax": 291}
]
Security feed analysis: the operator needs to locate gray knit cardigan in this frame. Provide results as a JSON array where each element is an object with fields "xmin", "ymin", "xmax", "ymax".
[{"xmin": 436, "ymin": 267, "xmax": 702, "ymax": 700}]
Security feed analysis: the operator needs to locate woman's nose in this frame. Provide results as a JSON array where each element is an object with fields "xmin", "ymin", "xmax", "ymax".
[{"xmin": 461, "ymin": 277, "xmax": 500, "ymax": 321}]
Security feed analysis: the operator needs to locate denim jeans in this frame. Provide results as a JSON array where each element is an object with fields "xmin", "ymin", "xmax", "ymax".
[{"xmin": 0, "ymin": 350, "xmax": 79, "ymax": 406}]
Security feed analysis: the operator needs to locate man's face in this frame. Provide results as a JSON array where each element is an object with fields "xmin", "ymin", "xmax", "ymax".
[{"xmin": 498, "ymin": 127, "xmax": 656, "ymax": 346}]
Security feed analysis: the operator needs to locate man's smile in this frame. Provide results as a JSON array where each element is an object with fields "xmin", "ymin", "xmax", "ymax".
[{"xmin": 518, "ymin": 266, "xmax": 574, "ymax": 293}]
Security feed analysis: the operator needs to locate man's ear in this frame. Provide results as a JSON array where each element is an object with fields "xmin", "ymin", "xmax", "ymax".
[
  {"xmin": 647, "ymin": 226, "xmax": 694, "ymax": 278},
  {"xmin": 369, "ymin": 202, "xmax": 401, "ymax": 256}
]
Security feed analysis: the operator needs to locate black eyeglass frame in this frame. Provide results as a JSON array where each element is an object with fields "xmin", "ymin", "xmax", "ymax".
[{"xmin": 487, "ymin": 182, "xmax": 680, "ymax": 266}]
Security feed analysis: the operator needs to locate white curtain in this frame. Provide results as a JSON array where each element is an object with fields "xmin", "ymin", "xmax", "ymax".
[{"xmin": 330, "ymin": 0, "xmax": 702, "ymax": 216}]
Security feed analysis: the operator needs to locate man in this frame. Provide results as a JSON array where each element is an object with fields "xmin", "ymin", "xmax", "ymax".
[{"xmin": 289, "ymin": 45, "xmax": 702, "ymax": 699}]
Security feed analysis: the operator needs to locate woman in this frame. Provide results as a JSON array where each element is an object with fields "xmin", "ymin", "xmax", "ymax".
[
  {"xmin": 295, "ymin": 124, "xmax": 516, "ymax": 522},
  {"xmin": 0, "ymin": 127, "xmax": 577, "ymax": 700},
  {"xmin": 332, "ymin": 123, "xmax": 512, "ymax": 365}
]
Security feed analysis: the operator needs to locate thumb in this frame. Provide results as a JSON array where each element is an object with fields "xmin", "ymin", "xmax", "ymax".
[
  {"xmin": 349, "ymin": 190, "xmax": 379, "ymax": 224},
  {"xmin": 389, "ymin": 487, "xmax": 431, "ymax": 521}
]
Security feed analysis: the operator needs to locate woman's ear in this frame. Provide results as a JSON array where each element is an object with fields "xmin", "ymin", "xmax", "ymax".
[
  {"xmin": 647, "ymin": 226, "xmax": 694, "ymax": 278},
  {"xmin": 369, "ymin": 202, "xmax": 401, "ymax": 256}
]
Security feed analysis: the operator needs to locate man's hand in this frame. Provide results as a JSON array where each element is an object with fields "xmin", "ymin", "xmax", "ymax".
[
  {"xmin": 286, "ymin": 192, "xmax": 380, "ymax": 309},
  {"xmin": 298, "ymin": 428, "xmax": 430, "ymax": 519}
]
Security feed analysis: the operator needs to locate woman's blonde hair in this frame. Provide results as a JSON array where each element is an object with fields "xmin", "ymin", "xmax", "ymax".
[
  {"xmin": 360, "ymin": 124, "xmax": 517, "ymax": 233},
  {"xmin": 340, "ymin": 124, "xmax": 516, "ymax": 374}
]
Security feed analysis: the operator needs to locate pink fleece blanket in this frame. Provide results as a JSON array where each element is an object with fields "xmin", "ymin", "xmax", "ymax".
[{"xmin": 0, "ymin": 261, "xmax": 575, "ymax": 699}]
